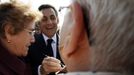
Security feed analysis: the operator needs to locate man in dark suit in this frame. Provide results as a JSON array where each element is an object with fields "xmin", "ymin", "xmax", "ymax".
[{"xmin": 26, "ymin": 4, "xmax": 63, "ymax": 75}]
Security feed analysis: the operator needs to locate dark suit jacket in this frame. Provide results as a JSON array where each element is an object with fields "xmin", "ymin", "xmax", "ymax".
[
  {"xmin": 0, "ymin": 41, "xmax": 32, "ymax": 75},
  {"xmin": 26, "ymin": 33, "xmax": 62, "ymax": 75}
]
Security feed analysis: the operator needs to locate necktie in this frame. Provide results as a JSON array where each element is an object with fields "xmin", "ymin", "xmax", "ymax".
[{"xmin": 47, "ymin": 39, "xmax": 53, "ymax": 56}]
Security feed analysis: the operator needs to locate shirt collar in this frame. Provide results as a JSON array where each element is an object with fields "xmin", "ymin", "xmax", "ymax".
[
  {"xmin": 0, "ymin": 41, "xmax": 26, "ymax": 75},
  {"xmin": 42, "ymin": 33, "xmax": 57, "ymax": 44}
]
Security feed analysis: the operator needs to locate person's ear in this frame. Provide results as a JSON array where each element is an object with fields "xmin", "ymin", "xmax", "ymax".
[
  {"xmin": 4, "ymin": 23, "xmax": 14, "ymax": 42},
  {"xmin": 66, "ymin": 2, "xmax": 90, "ymax": 56}
]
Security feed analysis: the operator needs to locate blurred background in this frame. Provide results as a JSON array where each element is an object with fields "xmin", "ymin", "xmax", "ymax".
[{"xmin": 0, "ymin": 0, "xmax": 71, "ymax": 28}]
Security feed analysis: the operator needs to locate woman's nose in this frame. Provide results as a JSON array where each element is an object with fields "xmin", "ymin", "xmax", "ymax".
[{"xmin": 31, "ymin": 36, "xmax": 35, "ymax": 43}]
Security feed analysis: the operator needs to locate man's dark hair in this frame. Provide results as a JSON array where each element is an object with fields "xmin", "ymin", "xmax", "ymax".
[{"xmin": 38, "ymin": 4, "xmax": 58, "ymax": 16}]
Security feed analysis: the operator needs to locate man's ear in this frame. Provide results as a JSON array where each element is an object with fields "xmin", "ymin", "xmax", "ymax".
[{"xmin": 67, "ymin": 2, "xmax": 89, "ymax": 56}]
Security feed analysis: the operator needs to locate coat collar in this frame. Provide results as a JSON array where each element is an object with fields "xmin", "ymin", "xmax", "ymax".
[{"xmin": 0, "ymin": 41, "xmax": 26, "ymax": 75}]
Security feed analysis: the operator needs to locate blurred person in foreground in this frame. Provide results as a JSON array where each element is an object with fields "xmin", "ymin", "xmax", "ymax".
[
  {"xmin": 59, "ymin": 0, "xmax": 134, "ymax": 75},
  {"xmin": 26, "ymin": 4, "xmax": 64, "ymax": 75},
  {"xmin": 0, "ymin": 2, "xmax": 37, "ymax": 75}
]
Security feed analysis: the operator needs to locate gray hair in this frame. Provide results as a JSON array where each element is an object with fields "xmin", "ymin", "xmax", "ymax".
[{"xmin": 77, "ymin": 0, "xmax": 134, "ymax": 73}]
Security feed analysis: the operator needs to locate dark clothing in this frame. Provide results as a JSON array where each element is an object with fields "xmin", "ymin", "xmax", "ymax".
[
  {"xmin": 46, "ymin": 39, "xmax": 54, "ymax": 56},
  {"xmin": 26, "ymin": 33, "xmax": 62, "ymax": 75},
  {"xmin": 0, "ymin": 41, "xmax": 32, "ymax": 75}
]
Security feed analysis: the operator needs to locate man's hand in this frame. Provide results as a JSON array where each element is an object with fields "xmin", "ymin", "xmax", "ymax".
[{"xmin": 41, "ymin": 57, "xmax": 63, "ymax": 74}]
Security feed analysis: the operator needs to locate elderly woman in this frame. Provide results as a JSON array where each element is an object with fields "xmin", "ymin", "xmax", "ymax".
[{"xmin": 0, "ymin": 2, "xmax": 37, "ymax": 75}]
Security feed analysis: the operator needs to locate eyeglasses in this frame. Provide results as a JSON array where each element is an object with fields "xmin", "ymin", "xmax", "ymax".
[
  {"xmin": 24, "ymin": 29, "xmax": 35, "ymax": 36},
  {"xmin": 59, "ymin": 6, "xmax": 69, "ymax": 12},
  {"xmin": 58, "ymin": 6, "xmax": 70, "ymax": 16}
]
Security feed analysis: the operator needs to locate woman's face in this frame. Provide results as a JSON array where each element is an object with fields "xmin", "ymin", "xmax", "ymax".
[{"xmin": 9, "ymin": 22, "xmax": 35, "ymax": 56}]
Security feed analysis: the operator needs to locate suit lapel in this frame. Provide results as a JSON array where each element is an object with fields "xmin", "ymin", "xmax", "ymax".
[
  {"xmin": 37, "ymin": 33, "xmax": 62, "ymax": 61},
  {"xmin": 37, "ymin": 34, "xmax": 47, "ymax": 47}
]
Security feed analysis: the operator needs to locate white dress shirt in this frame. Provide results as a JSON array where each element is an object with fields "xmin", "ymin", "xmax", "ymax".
[
  {"xmin": 38, "ymin": 33, "xmax": 58, "ymax": 75},
  {"xmin": 42, "ymin": 33, "xmax": 57, "ymax": 58}
]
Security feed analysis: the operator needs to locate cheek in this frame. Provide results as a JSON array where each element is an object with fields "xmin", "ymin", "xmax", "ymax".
[
  {"xmin": 40, "ymin": 25, "xmax": 47, "ymax": 32},
  {"xmin": 40, "ymin": 24, "xmax": 46, "ymax": 29},
  {"xmin": 10, "ymin": 38, "xmax": 24, "ymax": 56},
  {"xmin": 17, "ymin": 38, "xmax": 26, "ymax": 49},
  {"xmin": 53, "ymin": 20, "xmax": 58, "ymax": 24},
  {"xmin": 15, "ymin": 35, "xmax": 29, "ymax": 56}
]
